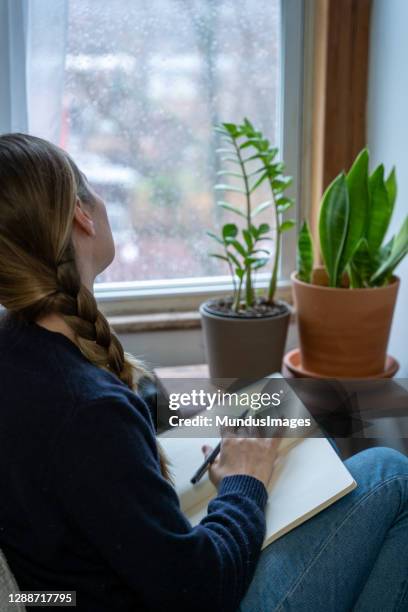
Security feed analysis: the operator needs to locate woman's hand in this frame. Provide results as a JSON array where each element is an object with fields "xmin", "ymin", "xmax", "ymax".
[{"xmin": 202, "ymin": 436, "xmax": 281, "ymax": 490}]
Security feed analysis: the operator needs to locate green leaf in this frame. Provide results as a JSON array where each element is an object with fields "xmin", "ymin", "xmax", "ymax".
[
  {"xmin": 214, "ymin": 126, "xmax": 231, "ymax": 136},
  {"xmin": 377, "ymin": 236, "xmax": 394, "ymax": 264},
  {"xmin": 222, "ymin": 122, "xmax": 240, "ymax": 137},
  {"xmin": 259, "ymin": 147, "xmax": 278, "ymax": 159},
  {"xmin": 258, "ymin": 223, "xmax": 270, "ymax": 235},
  {"xmin": 209, "ymin": 253, "xmax": 229, "ymax": 262},
  {"xmin": 247, "ymin": 167, "xmax": 268, "ymax": 178},
  {"xmin": 217, "ymin": 201, "xmax": 246, "ymax": 218},
  {"xmin": 235, "ymin": 268, "xmax": 245, "ymax": 280},
  {"xmin": 366, "ymin": 164, "xmax": 393, "ymax": 253},
  {"xmin": 276, "ymin": 197, "xmax": 295, "ymax": 213},
  {"xmin": 206, "ymin": 231, "xmax": 223, "ymax": 245},
  {"xmin": 218, "ymin": 135, "xmax": 234, "ymax": 144},
  {"xmin": 216, "ymin": 170, "xmax": 243, "ymax": 179},
  {"xmin": 370, "ymin": 216, "xmax": 408, "ymax": 283},
  {"xmin": 297, "ymin": 221, "xmax": 314, "ymax": 283},
  {"xmin": 385, "ymin": 166, "xmax": 397, "ymax": 209},
  {"xmin": 242, "ymin": 228, "xmax": 253, "ymax": 250},
  {"xmin": 348, "ymin": 262, "xmax": 363, "ymax": 288},
  {"xmin": 249, "ymin": 224, "xmax": 259, "ymax": 240},
  {"xmin": 253, "ymin": 259, "xmax": 270, "ymax": 270},
  {"xmin": 222, "ymin": 223, "xmax": 238, "ymax": 240},
  {"xmin": 249, "ymin": 171, "xmax": 268, "ymax": 193},
  {"xmin": 242, "ymin": 153, "xmax": 263, "ymax": 163},
  {"xmin": 226, "ymin": 251, "xmax": 242, "ymax": 269},
  {"xmin": 229, "ymin": 240, "xmax": 248, "ymax": 257},
  {"xmin": 251, "ymin": 200, "xmax": 273, "ymax": 217},
  {"xmin": 369, "ymin": 238, "xmax": 394, "ymax": 285},
  {"xmin": 351, "ymin": 238, "xmax": 373, "ymax": 286},
  {"xmin": 245, "ymin": 256, "xmax": 269, "ymax": 269},
  {"xmin": 239, "ymin": 139, "xmax": 259, "ymax": 150},
  {"xmin": 272, "ymin": 179, "xmax": 293, "ymax": 192},
  {"xmin": 252, "ymin": 248, "xmax": 271, "ymax": 255},
  {"xmin": 264, "ymin": 166, "xmax": 280, "ymax": 180},
  {"xmin": 280, "ymin": 219, "xmax": 295, "ymax": 233},
  {"xmin": 319, "ymin": 173, "xmax": 350, "ymax": 287},
  {"xmin": 215, "ymin": 148, "xmax": 237, "ymax": 155},
  {"xmin": 273, "ymin": 162, "xmax": 285, "ymax": 173},
  {"xmin": 338, "ymin": 148, "xmax": 369, "ymax": 275},
  {"xmin": 214, "ymin": 183, "xmax": 246, "ymax": 194}
]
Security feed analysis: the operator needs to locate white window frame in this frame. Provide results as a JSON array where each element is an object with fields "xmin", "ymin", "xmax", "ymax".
[
  {"xmin": 0, "ymin": 0, "xmax": 29, "ymax": 134},
  {"xmin": 1, "ymin": 0, "xmax": 307, "ymax": 316}
]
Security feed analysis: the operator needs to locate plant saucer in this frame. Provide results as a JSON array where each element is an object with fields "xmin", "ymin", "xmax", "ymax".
[{"xmin": 283, "ymin": 348, "xmax": 399, "ymax": 379}]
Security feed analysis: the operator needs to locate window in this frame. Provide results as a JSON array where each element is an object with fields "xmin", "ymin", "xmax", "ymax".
[
  {"xmin": 62, "ymin": 0, "xmax": 283, "ymax": 285},
  {"xmin": 1, "ymin": 0, "xmax": 304, "ymax": 309}
]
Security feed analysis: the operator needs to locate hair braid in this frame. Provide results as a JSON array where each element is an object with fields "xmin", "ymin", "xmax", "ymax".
[
  {"xmin": 0, "ymin": 132, "xmax": 170, "ymax": 481},
  {"xmin": 54, "ymin": 245, "xmax": 171, "ymax": 480}
]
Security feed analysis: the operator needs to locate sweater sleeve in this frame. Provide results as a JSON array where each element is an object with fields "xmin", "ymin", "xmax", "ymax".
[{"xmin": 51, "ymin": 391, "xmax": 267, "ymax": 612}]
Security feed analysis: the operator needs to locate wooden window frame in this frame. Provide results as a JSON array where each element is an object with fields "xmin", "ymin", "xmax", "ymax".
[{"xmin": 303, "ymin": 0, "xmax": 372, "ymax": 249}]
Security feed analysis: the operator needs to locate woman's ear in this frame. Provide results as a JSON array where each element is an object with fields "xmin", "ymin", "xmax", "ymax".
[{"xmin": 74, "ymin": 198, "xmax": 96, "ymax": 237}]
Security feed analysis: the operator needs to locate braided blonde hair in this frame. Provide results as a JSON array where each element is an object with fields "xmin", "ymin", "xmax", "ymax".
[{"xmin": 0, "ymin": 133, "xmax": 169, "ymax": 479}]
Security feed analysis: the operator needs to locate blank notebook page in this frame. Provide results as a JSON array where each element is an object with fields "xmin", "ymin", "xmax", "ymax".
[{"xmin": 160, "ymin": 435, "xmax": 356, "ymax": 548}]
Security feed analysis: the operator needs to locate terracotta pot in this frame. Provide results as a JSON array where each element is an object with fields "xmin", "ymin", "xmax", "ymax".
[
  {"xmin": 200, "ymin": 301, "xmax": 291, "ymax": 382},
  {"xmin": 291, "ymin": 269, "xmax": 399, "ymax": 377}
]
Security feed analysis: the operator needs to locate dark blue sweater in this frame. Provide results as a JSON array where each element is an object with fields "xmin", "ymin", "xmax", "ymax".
[{"xmin": 0, "ymin": 312, "xmax": 267, "ymax": 611}]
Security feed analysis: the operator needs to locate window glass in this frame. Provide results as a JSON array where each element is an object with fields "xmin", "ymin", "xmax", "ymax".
[{"xmin": 63, "ymin": 0, "xmax": 281, "ymax": 282}]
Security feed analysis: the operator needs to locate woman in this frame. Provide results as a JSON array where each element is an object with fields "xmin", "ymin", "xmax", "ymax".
[{"xmin": 0, "ymin": 133, "xmax": 406, "ymax": 612}]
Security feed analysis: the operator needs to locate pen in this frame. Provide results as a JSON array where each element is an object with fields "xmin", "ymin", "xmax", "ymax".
[{"xmin": 190, "ymin": 409, "xmax": 249, "ymax": 484}]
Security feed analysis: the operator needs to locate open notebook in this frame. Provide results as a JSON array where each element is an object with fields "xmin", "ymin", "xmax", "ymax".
[{"xmin": 159, "ymin": 375, "xmax": 356, "ymax": 548}]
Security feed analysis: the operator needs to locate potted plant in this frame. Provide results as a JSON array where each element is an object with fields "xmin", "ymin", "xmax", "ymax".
[
  {"xmin": 200, "ymin": 118, "xmax": 295, "ymax": 380},
  {"xmin": 290, "ymin": 147, "xmax": 408, "ymax": 378}
]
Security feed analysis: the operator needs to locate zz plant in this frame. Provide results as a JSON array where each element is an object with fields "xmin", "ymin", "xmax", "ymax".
[
  {"xmin": 207, "ymin": 118, "xmax": 295, "ymax": 312},
  {"xmin": 298, "ymin": 148, "xmax": 408, "ymax": 288}
]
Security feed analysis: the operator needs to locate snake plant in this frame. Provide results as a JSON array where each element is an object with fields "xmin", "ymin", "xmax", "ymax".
[{"xmin": 297, "ymin": 148, "xmax": 408, "ymax": 288}]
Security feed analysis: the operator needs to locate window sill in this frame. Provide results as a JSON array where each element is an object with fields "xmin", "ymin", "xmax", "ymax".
[
  {"xmin": 109, "ymin": 289, "xmax": 294, "ymax": 334},
  {"xmin": 98, "ymin": 279, "xmax": 293, "ymax": 318},
  {"xmin": 109, "ymin": 310, "xmax": 202, "ymax": 333}
]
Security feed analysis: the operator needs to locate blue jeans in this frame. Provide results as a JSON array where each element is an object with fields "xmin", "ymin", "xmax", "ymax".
[{"xmin": 240, "ymin": 447, "xmax": 408, "ymax": 611}]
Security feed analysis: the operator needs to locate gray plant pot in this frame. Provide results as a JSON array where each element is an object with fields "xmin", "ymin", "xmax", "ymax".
[{"xmin": 199, "ymin": 301, "xmax": 291, "ymax": 382}]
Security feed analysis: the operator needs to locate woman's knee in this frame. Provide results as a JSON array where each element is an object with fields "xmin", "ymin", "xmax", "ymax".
[{"xmin": 346, "ymin": 446, "xmax": 408, "ymax": 490}]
